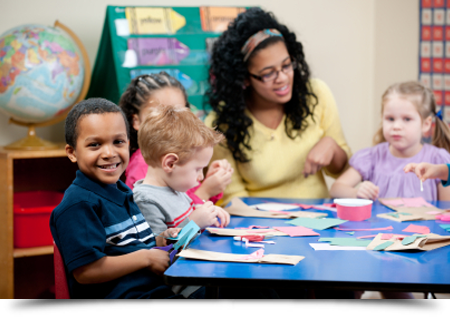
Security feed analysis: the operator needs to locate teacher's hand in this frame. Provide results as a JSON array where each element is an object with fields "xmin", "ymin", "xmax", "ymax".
[{"xmin": 303, "ymin": 136, "xmax": 338, "ymax": 178}]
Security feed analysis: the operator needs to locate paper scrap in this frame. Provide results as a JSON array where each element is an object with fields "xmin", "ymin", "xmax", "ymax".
[
  {"xmin": 426, "ymin": 211, "xmax": 441, "ymax": 215},
  {"xmin": 402, "ymin": 197, "xmax": 433, "ymax": 208},
  {"xmin": 357, "ymin": 235, "xmax": 377, "ymax": 239},
  {"xmin": 437, "ymin": 215, "xmax": 450, "ymax": 221},
  {"xmin": 309, "ymin": 243, "xmax": 367, "ymax": 251},
  {"xmin": 373, "ymin": 241, "xmax": 395, "ymax": 251},
  {"xmin": 439, "ymin": 224, "xmax": 450, "ymax": 232},
  {"xmin": 115, "ymin": 19, "xmax": 130, "ymax": 36},
  {"xmin": 402, "ymin": 224, "xmax": 431, "ymax": 234},
  {"xmin": 318, "ymin": 238, "xmax": 372, "ymax": 247},
  {"xmin": 168, "ymin": 220, "xmax": 200, "ymax": 250},
  {"xmin": 382, "ymin": 199, "xmax": 405, "ymax": 206},
  {"xmin": 287, "ymin": 217, "xmax": 347, "ymax": 230},
  {"xmin": 346, "ymin": 232, "xmax": 355, "ymax": 235},
  {"xmin": 273, "ymin": 226, "xmax": 319, "ymax": 237},
  {"xmin": 334, "ymin": 226, "xmax": 393, "ymax": 232},
  {"xmin": 381, "ymin": 234, "xmax": 393, "ymax": 240},
  {"xmin": 122, "ymin": 49, "xmax": 138, "ymax": 67},
  {"xmin": 401, "ymin": 235, "xmax": 426, "ymax": 246}
]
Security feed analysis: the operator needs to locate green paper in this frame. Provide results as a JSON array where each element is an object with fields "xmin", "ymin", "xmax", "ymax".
[
  {"xmin": 401, "ymin": 235, "xmax": 420, "ymax": 245},
  {"xmin": 373, "ymin": 241, "xmax": 394, "ymax": 251},
  {"xmin": 287, "ymin": 217, "xmax": 347, "ymax": 230},
  {"xmin": 318, "ymin": 238, "xmax": 372, "ymax": 247},
  {"xmin": 346, "ymin": 232, "xmax": 355, "ymax": 235},
  {"xmin": 439, "ymin": 224, "xmax": 450, "ymax": 232},
  {"xmin": 398, "ymin": 212, "xmax": 412, "ymax": 216}
]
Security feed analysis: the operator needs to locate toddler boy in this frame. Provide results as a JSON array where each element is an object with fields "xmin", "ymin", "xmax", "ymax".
[
  {"xmin": 132, "ymin": 105, "xmax": 231, "ymax": 236},
  {"xmin": 50, "ymin": 98, "xmax": 181, "ymax": 299}
]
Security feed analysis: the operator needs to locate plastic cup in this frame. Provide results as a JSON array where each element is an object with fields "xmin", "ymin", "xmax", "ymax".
[{"xmin": 333, "ymin": 198, "xmax": 373, "ymax": 221}]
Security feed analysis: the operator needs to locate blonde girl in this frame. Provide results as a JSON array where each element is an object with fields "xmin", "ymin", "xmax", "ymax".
[{"xmin": 330, "ymin": 81, "xmax": 450, "ymax": 201}]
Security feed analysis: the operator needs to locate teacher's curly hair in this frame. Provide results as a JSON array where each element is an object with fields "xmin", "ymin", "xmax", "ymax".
[{"xmin": 205, "ymin": 7, "xmax": 318, "ymax": 163}]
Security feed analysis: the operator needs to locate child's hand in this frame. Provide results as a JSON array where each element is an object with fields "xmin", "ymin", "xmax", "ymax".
[
  {"xmin": 214, "ymin": 206, "xmax": 230, "ymax": 227},
  {"xmin": 199, "ymin": 168, "xmax": 233, "ymax": 198},
  {"xmin": 190, "ymin": 201, "xmax": 221, "ymax": 229},
  {"xmin": 404, "ymin": 162, "xmax": 449, "ymax": 182},
  {"xmin": 356, "ymin": 181, "xmax": 379, "ymax": 200},
  {"xmin": 206, "ymin": 159, "xmax": 232, "ymax": 178},
  {"xmin": 146, "ymin": 249, "xmax": 170, "ymax": 276},
  {"xmin": 156, "ymin": 228, "xmax": 181, "ymax": 246}
]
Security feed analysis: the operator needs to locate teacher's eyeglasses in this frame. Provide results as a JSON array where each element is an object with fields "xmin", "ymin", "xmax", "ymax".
[{"xmin": 248, "ymin": 61, "xmax": 297, "ymax": 83}]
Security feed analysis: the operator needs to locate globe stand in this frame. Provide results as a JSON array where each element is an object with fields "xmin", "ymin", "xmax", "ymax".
[
  {"xmin": 4, "ymin": 123, "xmax": 58, "ymax": 150},
  {"xmin": 1, "ymin": 20, "xmax": 91, "ymax": 151}
]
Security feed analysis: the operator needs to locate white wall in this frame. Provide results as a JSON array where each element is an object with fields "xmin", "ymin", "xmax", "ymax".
[{"xmin": 0, "ymin": 0, "xmax": 418, "ymax": 154}]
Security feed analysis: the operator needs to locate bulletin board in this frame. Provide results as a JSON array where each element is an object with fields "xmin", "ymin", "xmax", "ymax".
[
  {"xmin": 419, "ymin": 0, "xmax": 450, "ymax": 123},
  {"xmin": 86, "ymin": 5, "xmax": 246, "ymax": 116}
]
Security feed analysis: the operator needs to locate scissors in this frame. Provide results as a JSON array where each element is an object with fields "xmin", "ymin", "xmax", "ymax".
[{"xmin": 152, "ymin": 243, "xmax": 178, "ymax": 264}]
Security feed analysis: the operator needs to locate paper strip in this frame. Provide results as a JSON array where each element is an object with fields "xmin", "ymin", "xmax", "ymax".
[
  {"xmin": 318, "ymin": 238, "xmax": 372, "ymax": 247},
  {"xmin": 334, "ymin": 226, "xmax": 393, "ymax": 231},
  {"xmin": 273, "ymin": 226, "xmax": 320, "ymax": 237},
  {"xmin": 287, "ymin": 217, "xmax": 347, "ymax": 230},
  {"xmin": 373, "ymin": 240, "xmax": 395, "ymax": 251},
  {"xmin": 309, "ymin": 243, "xmax": 367, "ymax": 251}
]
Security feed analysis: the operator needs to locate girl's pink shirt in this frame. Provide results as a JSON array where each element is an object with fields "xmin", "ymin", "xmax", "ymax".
[{"xmin": 125, "ymin": 149, "xmax": 223, "ymax": 204}]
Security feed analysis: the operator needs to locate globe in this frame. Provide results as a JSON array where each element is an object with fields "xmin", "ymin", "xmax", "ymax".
[{"xmin": 0, "ymin": 21, "xmax": 90, "ymax": 150}]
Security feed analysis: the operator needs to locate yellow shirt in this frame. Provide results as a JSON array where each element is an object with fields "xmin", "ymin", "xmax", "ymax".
[{"xmin": 204, "ymin": 78, "xmax": 351, "ymax": 204}]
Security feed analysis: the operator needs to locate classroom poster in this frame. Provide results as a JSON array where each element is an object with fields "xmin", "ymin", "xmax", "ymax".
[{"xmin": 419, "ymin": 0, "xmax": 450, "ymax": 124}]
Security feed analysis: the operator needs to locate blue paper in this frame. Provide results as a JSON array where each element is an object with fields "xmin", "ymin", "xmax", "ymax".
[{"xmin": 168, "ymin": 220, "xmax": 200, "ymax": 250}]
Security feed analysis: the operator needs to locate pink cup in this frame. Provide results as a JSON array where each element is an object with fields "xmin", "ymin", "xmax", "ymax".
[{"xmin": 333, "ymin": 199, "xmax": 373, "ymax": 221}]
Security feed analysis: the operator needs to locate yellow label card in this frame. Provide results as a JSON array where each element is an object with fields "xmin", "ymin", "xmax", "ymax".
[
  {"xmin": 125, "ymin": 7, "xmax": 186, "ymax": 34},
  {"xmin": 200, "ymin": 7, "xmax": 246, "ymax": 32}
]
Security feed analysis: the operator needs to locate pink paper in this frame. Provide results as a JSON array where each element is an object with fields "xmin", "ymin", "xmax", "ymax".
[
  {"xmin": 382, "ymin": 199, "xmax": 405, "ymax": 206},
  {"xmin": 357, "ymin": 235, "xmax": 377, "ymax": 239},
  {"xmin": 381, "ymin": 233, "xmax": 393, "ymax": 240},
  {"xmin": 238, "ymin": 248, "xmax": 265, "ymax": 260},
  {"xmin": 295, "ymin": 204, "xmax": 314, "ymax": 210},
  {"xmin": 321, "ymin": 203, "xmax": 337, "ymax": 208},
  {"xmin": 273, "ymin": 226, "xmax": 319, "ymax": 237},
  {"xmin": 334, "ymin": 226, "xmax": 393, "ymax": 231},
  {"xmin": 437, "ymin": 215, "xmax": 450, "ymax": 221},
  {"xmin": 235, "ymin": 225, "xmax": 270, "ymax": 229},
  {"xmin": 402, "ymin": 224, "xmax": 431, "ymax": 234},
  {"xmin": 401, "ymin": 197, "xmax": 433, "ymax": 208},
  {"xmin": 425, "ymin": 211, "xmax": 441, "ymax": 215},
  {"xmin": 357, "ymin": 234, "xmax": 407, "ymax": 240}
]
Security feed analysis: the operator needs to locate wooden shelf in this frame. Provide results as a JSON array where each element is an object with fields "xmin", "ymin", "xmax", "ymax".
[
  {"xmin": 14, "ymin": 246, "xmax": 53, "ymax": 258},
  {"xmin": 0, "ymin": 146, "xmax": 78, "ymax": 298}
]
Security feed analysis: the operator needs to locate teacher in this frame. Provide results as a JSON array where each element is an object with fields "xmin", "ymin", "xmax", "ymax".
[{"xmin": 204, "ymin": 7, "xmax": 351, "ymax": 204}]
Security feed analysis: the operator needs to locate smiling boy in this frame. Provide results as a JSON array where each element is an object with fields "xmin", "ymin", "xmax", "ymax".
[{"xmin": 50, "ymin": 98, "xmax": 182, "ymax": 299}]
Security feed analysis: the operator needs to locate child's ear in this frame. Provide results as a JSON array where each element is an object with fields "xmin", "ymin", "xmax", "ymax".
[
  {"xmin": 161, "ymin": 153, "xmax": 179, "ymax": 173},
  {"xmin": 65, "ymin": 144, "xmax": 77, "ymax": 163},
  {"xmin": 422, "ymin": 115, "xmax": 433, "ymax": 135},
  {"xmin": 132, "ymin": 114, "xmax": 141, "ymax": 132}
]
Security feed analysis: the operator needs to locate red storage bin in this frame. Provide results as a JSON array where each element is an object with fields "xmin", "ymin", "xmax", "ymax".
[{"xmin": 14, "ymin": 191, "xmax": 64, "ymax": 248}]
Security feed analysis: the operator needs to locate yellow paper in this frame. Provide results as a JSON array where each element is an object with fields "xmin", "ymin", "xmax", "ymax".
[{"xmin": 125, "ymin": 7, "xmax": 186, "ymax": 34}]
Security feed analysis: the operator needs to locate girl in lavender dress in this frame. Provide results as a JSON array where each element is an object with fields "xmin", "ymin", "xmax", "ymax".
[{"xmin": 330, "ymin": 81, "xmax": 450, "ymax": 202}]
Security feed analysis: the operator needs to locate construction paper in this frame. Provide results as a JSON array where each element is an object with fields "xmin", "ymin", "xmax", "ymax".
[
  {"xmin": 225, "ymin": 197, "xmax": 327, "ymax": 219},
  {"xmin": 273, "ymin": 226, "xmax": 320, "ymax": 237},
  {"xmin": 439, "ymin": 224, "xmax": 450, "ymax": 232},
  {"xmin": 402, "ymin": 224, "xmax": 430, "ymax": 234},
  {"xmin": 437, "ymin": 215, "xmax": 450, "ymax": 221},
  {"xmin": 334, "ymin": 226, "xmax": 393, "ymax": 232},
  {"xmin": 381, "ymin": 234, "xmax": 393, "ymax": 240},
  {"xmin": 287, "ymin": 217, "xmax": 347, "ymax": 230},
  {"xmin": 318, "ymin": 238, "xmax": 372, "ymax": 247},
  {"xmin": 401, "ymin": 235, "xmax": 426, "ymax": 246},
  {"xmin": 373, "ymin": 241, "xmax": 394, "ymax": 251},
  {"xmin": 177, "ymin": 248, "xmax": 304, "ymax": 265},
  {"xmin": 366, "ymin": 233, "xmax": 450, "ymax": 251},
  {"xmin": 309, "ymin": 243, "xmax": 367, "ymax": 251},
  {"xmin": 402, "ymin": 197, "xmax": 434, "ymax": 208},
  {"xmin": 346, "ymin": 232, "xmax": 355, "ymax": 235},
  {"xmin": 379, "ymin": 197, "xmax": 443, "ymax": 220},
  {"xmin": 168, "ymin": 220, "xmax": 200, "ymax": 250},
  {"xmin": 357, "ymin": 235, "xmax": 377, "ymax": 239}
]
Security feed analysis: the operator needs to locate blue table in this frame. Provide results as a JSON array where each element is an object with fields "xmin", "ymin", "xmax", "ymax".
[{"xmin": 164, "ymin": 198, "xmax": 450, "ymax": 295}]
